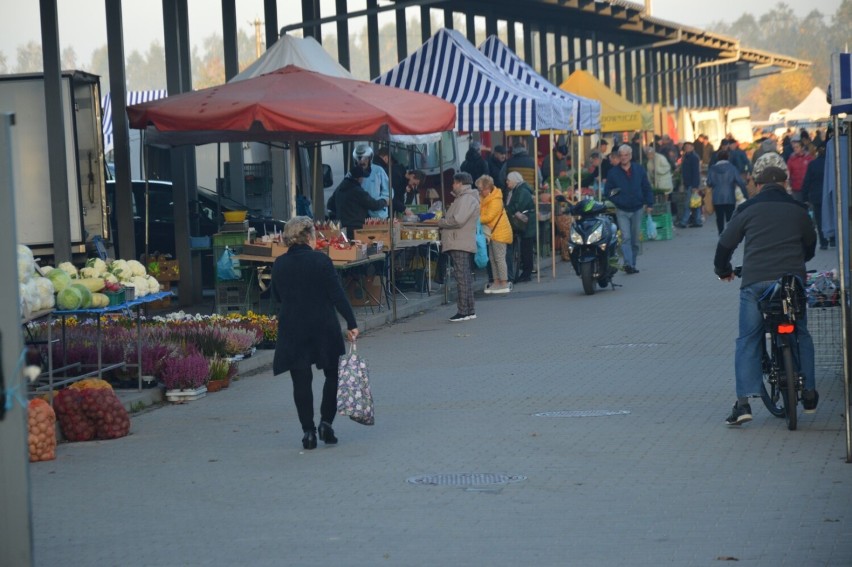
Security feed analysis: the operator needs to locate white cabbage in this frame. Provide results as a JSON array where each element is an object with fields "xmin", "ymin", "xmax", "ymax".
[
  {"xmin": 57, "ymin": 262, "xmax": 78, "ymax": 278},
  {"xmin": 127, "ymin": 259, "xmax": 147, "ymax": 277}
]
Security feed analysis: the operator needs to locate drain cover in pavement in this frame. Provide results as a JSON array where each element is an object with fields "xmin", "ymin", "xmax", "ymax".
[
  {"xmin": 533, "ymin": 410, "xmax": 631, "ymax": 417},
  {"xmin": 406, "ymin": 473, "xmax": 526, "ymax": 487}
]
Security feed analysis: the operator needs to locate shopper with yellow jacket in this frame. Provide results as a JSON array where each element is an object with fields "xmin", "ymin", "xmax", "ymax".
[{"xmin": 476, "ymin": 175, "xmax": 513, "ymax": 294}]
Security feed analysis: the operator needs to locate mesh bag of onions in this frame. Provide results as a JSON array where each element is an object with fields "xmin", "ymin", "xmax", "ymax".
[
  {"xmin": 54, "ymin": 379, "xmax": 130, "ymax": 441},
  {"xmin": 28, "ymin": 399, "xmax": 57, "ymax": 462}
]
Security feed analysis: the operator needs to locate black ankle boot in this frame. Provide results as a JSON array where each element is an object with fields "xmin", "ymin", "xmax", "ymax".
[
  {"xmin": 318, "ymin": 422, "xmax": 338, "ymax": 444},
  {"xmin": 302, "ymin": 430, "xmax": 317, "ymax": 450}
]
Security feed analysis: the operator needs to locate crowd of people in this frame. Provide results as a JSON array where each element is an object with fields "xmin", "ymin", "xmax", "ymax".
[{"xmin": 275, "ymin": 125, "xmax": 835, "ymax": 446}]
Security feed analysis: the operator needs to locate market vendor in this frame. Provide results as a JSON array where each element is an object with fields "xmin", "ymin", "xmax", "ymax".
[{"xmin": 333, "ymin": 163, "xmax": 388, "ymax": 239}]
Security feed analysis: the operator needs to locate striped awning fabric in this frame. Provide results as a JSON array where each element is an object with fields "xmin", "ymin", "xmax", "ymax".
[
  {"xmin": 102, "ymin": 90, "xmax": 167, "ymax": 152},
  {"xmin": 479, "ymin": 35, "xmax": 601, "ymax": 133},
  {"xmin": 375, "ymin": 28, "xmax": 563, "ymax": 134},
  {"xmin": 831, "ymin": 53, "xmax": 852, "ymax": 115}
]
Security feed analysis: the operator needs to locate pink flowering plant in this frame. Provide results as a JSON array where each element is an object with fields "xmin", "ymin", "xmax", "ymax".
[{"xmin": 160, "ymin": 347, "xmax": 210, "ymax": 390}]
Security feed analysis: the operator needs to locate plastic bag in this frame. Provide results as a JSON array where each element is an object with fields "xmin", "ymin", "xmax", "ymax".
[
  {"xmin": 645, "ymin": 212, "xmax": 658, "ymax": 240},
  {"xmin": 216, "ymin": 247, "xmax": 241, "ymax": 281},
  {"xmin": 337, "ymin": 343, "xmax": 374, "ymax": 425},
  {"xmin": 474, "ymin": 220, "xmax": 489, "ymax": 269}
]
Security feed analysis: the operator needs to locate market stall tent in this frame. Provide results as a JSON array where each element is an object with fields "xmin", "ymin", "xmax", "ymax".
[
  {"xmin": 231, "ymin": 34, "xmax": 353, "ymax": 82},
  {"xmin": 126, "ymin": 65, "xmax": 456, "ymax": 145},
  {"xmin": 101, "ymin": 90, "xmax": 167, "ymax": 155},
  {"xmin": 478, "ymin": 35, "xmax": 601, "ymax": 132},
  {"xmin": 560, "ymin": 70, "xmax": 652, "ymax": 133},
  {"xmin": 778, "ymin": 86, "xmax": 831, "ymax": 123},
  {"xmin": 375, "ymin": 28, "xmax": 568, "ymax": 133}
]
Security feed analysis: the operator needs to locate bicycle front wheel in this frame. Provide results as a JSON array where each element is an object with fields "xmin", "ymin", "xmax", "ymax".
[{"xmin": 782, "ymin": 345, "xmax": 798, "ymax": 431}]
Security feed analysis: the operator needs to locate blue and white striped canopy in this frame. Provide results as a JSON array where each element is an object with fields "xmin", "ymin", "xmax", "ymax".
[
  {"xmin": 831, "ymin": 53, "xmax": 852, "ymax": 115},
  {"xmin": 102, "ymin": 90, "xmax": 167, "ymax": 152},
  {"xmin": 479, "ymin": 35, "xmax": 601, "ymax": 133},
  {"xmin": 375, "ymin": 28, "xmax": 565, "ymax": 133}
]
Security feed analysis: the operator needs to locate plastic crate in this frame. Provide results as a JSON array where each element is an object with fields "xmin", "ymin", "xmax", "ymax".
[
  {"xmin": 216, "ymin": 281, "xmax": 249, "ymax": 305},
  {"xmin": 212, "ymin": 232, "xmax": 248, "ymax": 248},
  {"xmin": 651, "ymin": 201, "xmax": 670, "ymax": 215}
]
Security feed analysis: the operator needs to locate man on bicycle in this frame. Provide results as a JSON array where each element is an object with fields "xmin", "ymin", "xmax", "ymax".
[{"xmin": 713, "ymin": 152, "xmax": 818, "ymax": 425}]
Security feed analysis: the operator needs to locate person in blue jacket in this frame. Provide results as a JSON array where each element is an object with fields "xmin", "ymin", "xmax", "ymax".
[{"xmin": 604, "ymin": 144, "xmax": 654, "ymax": 274}]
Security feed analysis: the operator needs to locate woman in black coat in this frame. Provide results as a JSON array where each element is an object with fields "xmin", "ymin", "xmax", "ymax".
[{"xmin": 272, "ymin": 216, "xmax": 359, "ymax": 449}]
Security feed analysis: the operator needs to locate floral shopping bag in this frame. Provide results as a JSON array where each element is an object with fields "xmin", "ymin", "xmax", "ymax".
[{"xmin": 337, "ymin": 343, "xmax": 375, "ymax": 425}]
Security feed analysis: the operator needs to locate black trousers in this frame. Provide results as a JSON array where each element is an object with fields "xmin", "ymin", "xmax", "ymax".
[
  {"xmin": 518, "ymin": 236, "xmax": 534, "ymax": 277},
  {"xmin": 290, "ymin": 365, "xmax": 338, "ymax": 432},
  {"xmin": 714, "ymin": 204, "xmax": 735, "ymax": 235},
  {"xmin": 812, "ymin": 203, "xmax": 828, "ymax": 247}
]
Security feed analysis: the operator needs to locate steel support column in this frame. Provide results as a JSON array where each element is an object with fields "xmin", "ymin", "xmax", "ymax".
[
  {"xmin": 163, "ymin": 0, "xmax": 198, "ymax": 304},
  {"xmin": 554, "ymin": 31, "xmax": 564, "ymax": 85},
  {"xmin": 507, "ymin": 20, "xmax": 516, "ymax": 52},
  {"xmin": 336, "ymin": 0, "xmax": 351, "ymax": 70},
  {"xmin": 485, "ymin": 15, "xmax": 497, "ymax": 38},
  {"xmin": 466, "ymin": 11, "xmax": 476, "ymax": 43},
  {"xmin": 624, "ymin": 49, "xmax": 634, "ymax": 102},
  {"xmin": 444, "ymin": 7, "xmax": 453, "ymax": 29},
  {"xmin": 420, "ymin": 4, "xmax": 431, "ymax": 40},
  {"xmin": 602, "ymin": 39, "xmax": 612, "ymax": 88},
  {"xmin": 567, "ymin": 35, "xmax": 576, "ymax": 76},
  {"xmin": 222, "ymin": 0, "xmax": 245, "ymax": 206},
  {"xmin": 264, "ymin": 0, "xmax": 278, "ymax": 49},
  {"xmin": 301, "ymin": 0, "xmax": 321, "ymax": 40},
  {"xmin": 396, "ymin": 6, "xmax": 408, "ymax": 61},
  {"xmin": 523, "ymin": 23, "xmax": 533, "ymax": 66},
  {"xmin": 39, "ymin": 0, "xmax": 72, "ymax": 263},
  {"xmin": 105, "ymin": 0, "xmax": 135, "ymax": 261},
  {"xmin": 367, "ymin": 0, "xmax": 380, "ymax": 78},
  {"xmin": 539, "ymin": 26, "xmax": 549, "ymax": 76}
]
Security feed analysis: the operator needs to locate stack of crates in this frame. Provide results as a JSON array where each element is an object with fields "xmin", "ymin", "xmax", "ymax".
[
  {"xmin": 641, "ymin": 212, "xmax": 674, "ymax": 241},
  {"xmin": 212, "ymin": 230, "xmax": 255, "ymax": 314}
]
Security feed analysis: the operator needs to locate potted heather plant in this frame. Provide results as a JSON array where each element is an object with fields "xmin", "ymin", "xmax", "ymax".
[
  {"xmin": 206, "ymin": 355, "xmax": 238, "ymax": 393},
  {"xmin": 162, "ymin": 348, "xmax": 210, "ymax": 402}
]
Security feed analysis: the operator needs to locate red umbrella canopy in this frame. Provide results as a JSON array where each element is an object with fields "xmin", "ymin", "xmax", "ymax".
[{"xmin": 126, "ymin": 65, "xmax": 456, "ymax": 145}]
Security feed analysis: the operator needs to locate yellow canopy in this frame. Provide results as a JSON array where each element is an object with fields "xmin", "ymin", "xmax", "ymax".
[{"xmin": 560, "ymin": 70, "xmax": 651, "ymax": 133}]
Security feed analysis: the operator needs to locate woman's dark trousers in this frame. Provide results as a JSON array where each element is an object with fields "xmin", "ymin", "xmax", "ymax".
[
  {"xmin": 715, "ymin": 204, "xmax": 735, "ymax": 235},
  {"xmin": 290, "ymin": 366, "xmax": 338, "ymax": 432}
]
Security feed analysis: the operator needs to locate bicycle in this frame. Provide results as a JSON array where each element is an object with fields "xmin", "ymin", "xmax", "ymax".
[{"xmin": 736, "ymin": 267, "xmax": 807, "ymax": 430}]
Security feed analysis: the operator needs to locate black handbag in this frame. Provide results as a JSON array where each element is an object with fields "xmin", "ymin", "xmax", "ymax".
[{"xmin": 510, "ymin": 210, "xmax": 529, "ymax": 232}]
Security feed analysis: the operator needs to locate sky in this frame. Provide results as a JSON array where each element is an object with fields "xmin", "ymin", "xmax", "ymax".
[{"xmin": 0, "ymin": 0, "xmax": 843, "ymax": 66}]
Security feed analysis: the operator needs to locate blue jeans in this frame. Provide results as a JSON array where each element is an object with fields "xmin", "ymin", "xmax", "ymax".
[
  {"xmin": 615, "ymin": 208, "xmax": 643, "ymax": 268},
  {"xmin": 734, "ymin": 281, "xmax": 816, "ymax": 399}
]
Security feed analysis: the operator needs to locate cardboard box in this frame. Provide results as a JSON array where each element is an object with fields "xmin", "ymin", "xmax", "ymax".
[
  {"xmin": 242, "ymin": 242, "xmax": 288, "ymax": 257},
  {"xmin": 345, "ymin": 275, "xmax": 384, "ymax": 306},
  {"xmin": 354, "ymin": 225, "xmax": 401, "ymax": 245},
  {"xmin": 329, "ymin": 244, "xmax": 367, "ymax": 262}
]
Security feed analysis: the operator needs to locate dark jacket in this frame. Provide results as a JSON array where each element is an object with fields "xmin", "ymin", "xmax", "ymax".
[
  {"xmin": 714, "ymin": 184, "xmax": 816, "ymax": 287},
  {"xmin": 332, "ymin": 175, "xmax": 387, "ymax": 234},
  {"xmin": 272, "ymin": 244, "xmax": 357, "ymax": 374},
  {"xmin": 505, "ymin": 181, "xmax": 537, "ymax": 239},
  {"xmin": 801, "ymin": 154, "xmax": 826, "ymax": 205},
  {"xmin": 460, "ymin": 148, "xmax": 490, "ymax": 184},
  {"xmin": 488, "ymin": 155, "xmax": 505, "ymax": 187},
  {"xmin": 706, "ymin": 160, "xmax": 747, "ymax": 206},
  {"xmin": 728, "ymin": 148, "xmax": 750, "ymax": 175},
  {"xmin": 680, "ymin": 151, "xmax": 701, "ymax": 190},
  {"xmin": 500, "ymin": 148, "xmax": 539, "ymax": 189},
  {"xmin": 603, "ymin": 162, "xmax": 654, "ymax": 213},
  {"xmin": 376, "ymin": 158, "xmax": 407, "ymax": 214}
]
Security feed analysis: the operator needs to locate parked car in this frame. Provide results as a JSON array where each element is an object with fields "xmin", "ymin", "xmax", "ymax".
[{"xmin": 106, "ymin": 180, "xmax": 286, "ymax": 286}]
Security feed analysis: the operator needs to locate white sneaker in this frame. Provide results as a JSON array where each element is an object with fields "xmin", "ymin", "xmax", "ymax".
[
  {"xmin": 491, "ymin": 284, "xmax": 510, "ymax": 294},
  {"xmin": 484, "ymin": 283, "xmax": 493, "ymax": 294}
]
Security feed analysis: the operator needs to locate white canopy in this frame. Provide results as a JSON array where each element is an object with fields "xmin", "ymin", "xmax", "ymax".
[
  {"xmin": 232, "ymin": 35, "xmax": 353, "ymax": 82},
  {"xmin": 779, "ymin": 87, "xmax": 831, "ymax": 122}
]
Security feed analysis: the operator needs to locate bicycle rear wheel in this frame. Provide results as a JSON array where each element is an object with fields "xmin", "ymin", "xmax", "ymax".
[
  {"xmin": 781, "ymin": 345, "xmax": 798, "ymax": 431},
  {"xmin": 759, "ymin": 348, "xmax": 785, "ymax": 418}
]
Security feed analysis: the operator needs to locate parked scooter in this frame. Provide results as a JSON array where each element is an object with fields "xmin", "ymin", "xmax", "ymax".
[{"xmin": 565, "ymin": 197, "xmax": 619, "ymax": 295}]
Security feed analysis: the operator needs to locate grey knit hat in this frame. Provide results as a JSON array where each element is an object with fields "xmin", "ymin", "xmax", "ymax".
[{"xmin": 753, "ymin": 152, "xmax": 788, "ymax": 184}]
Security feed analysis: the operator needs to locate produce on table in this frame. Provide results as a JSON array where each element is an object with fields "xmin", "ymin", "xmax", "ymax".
[
  {"xmin": 54, "ymin": 379, "xmax": 130, "ymax": 441},
  {"xmin": 90, "ymin": 293, "xmax": 110, "ymax": 308},
  {"xmin": 18, "ymin": 244, "xmax": 56, "ymax": 315},
  {"xmin": 74, "ymin": 278, "xmax": 106, "ymax": 293},
  {"xmin": 46, "ymin": 268, "xmax": 72, "ymax": 292},
  {"xmin": 57, "ymin": 262, "xmax": 78, "ymax": 278},
  {"xmin": 68, "ymin": 283, "xmax": 94, "ymax": 308},
  {"xmin": 56, "ymin": 286, "xmax": 84, "ymax": 310},
  {"xmin": 27, "ymin": 399, "xmax": 57, "ymax": 462}
]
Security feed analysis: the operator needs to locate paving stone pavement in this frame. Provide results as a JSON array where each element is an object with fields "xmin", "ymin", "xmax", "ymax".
[{"xmin": 29, "ymin": 222, "xmax": 851, "ymax": 566}]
